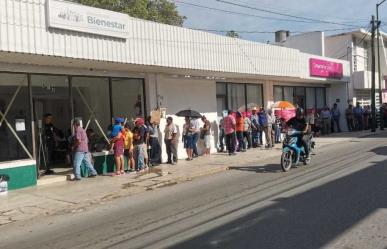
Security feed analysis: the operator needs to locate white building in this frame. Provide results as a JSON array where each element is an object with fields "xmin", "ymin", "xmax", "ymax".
[
  {"xmin": 277, "ymin": 29, "xmax": 387, "ymax": 106},
  {"xmin": 325, "ymin": 29, "xmax": 387, "ymax": 105},
  {"xmin": 0, "ymin": 0, "xmax": 350, "ymax": 190}
]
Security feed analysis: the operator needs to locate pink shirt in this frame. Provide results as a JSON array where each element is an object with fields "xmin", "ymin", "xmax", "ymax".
[
  {"xmin": 223, "ymin": 115, "xmax": 236, "ymax": 135},
  {"xmin": 75, "ymin": 126, "xmax": 89, "ymax": 153}
]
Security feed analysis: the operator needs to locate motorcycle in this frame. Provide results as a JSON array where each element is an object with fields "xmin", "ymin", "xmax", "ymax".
[{"xmin": 280, "ymin": 129, "xmax": 314, "ymax": 172}]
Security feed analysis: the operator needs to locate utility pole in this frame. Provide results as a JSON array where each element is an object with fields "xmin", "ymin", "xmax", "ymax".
[
  {"xmin": 371, "ymin": 15, "xmax": 377, "ymax": 132},
  {"xmin": 377, "ymin": 0, "xmax": 386, "ymax": 130}
]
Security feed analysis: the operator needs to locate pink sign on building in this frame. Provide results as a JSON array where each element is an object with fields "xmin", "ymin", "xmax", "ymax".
[{"xmin": 309, "ymin": 58, "xmax": 343, "ymax": 79}]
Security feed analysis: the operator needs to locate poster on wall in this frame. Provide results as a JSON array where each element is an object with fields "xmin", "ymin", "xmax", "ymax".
[
  {"xmin": 15, "ymin": 119, "xmax": 26, "ymax": 132},
  {"xmin": 150, "ymin": 109, "xmax": 161, "ymax": 125}
]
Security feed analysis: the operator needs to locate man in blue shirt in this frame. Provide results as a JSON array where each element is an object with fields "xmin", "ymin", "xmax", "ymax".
[{"xmin": 353, "ymin": 102, "xmax": 364, "ymax": 131}]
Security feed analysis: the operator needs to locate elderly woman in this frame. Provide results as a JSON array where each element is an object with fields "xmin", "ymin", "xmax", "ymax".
[{"xmin": 201, "ymin": 115, "xmax": 211, "ymax": 156}]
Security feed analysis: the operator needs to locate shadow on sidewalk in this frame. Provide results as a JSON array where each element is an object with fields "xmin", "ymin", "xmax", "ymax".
[
  {"xmin": 168, "ymin": 147, "xmax": 387, "ymax": 249},
  {"xmin": 371, "ymin": 146, "xmax": 387, "ymax": 156},
  {"xmin": 229, "ymin": 164, "xmax": 282, "ymax": 173},
  {"xmin": 317, "ymin": 130, "xmax": 386, "ymax": 139}
]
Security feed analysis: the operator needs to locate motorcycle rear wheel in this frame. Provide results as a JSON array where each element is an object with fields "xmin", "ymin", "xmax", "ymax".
[{"xmin": 281, "ymin": 151, "xmax": 292, "ymax": 172}]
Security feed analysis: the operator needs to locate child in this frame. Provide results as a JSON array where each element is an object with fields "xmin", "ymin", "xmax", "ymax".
[
  {"xmin": 123, "ymin": 123, "xmax": 135, "ymax": 172},
  {"xmin": 111, "ymin": 118, "xmax": 125, "ymax": 175}
]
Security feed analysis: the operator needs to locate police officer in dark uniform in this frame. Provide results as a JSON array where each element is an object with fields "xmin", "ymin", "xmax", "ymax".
[
  {"xmin": 286, "ymin": 108, "xmax": 310, "ymax": 160},
  {"xmin": 43, "ymin": 113, "xmax": 57, "ymax": 174}
]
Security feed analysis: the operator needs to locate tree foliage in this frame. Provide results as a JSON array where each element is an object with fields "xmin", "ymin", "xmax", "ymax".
[
  {"xmin": 226, "ymin": 30, "xmax": 240, "ymax": 38},
  {"xmin": 72, "ymin": 0, "xmax": 186, "ymax": 26}
]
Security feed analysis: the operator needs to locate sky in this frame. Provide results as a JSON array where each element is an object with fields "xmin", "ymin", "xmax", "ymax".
[{"xmin": 174, "ymin": 0, "xmax": 387, "ymax": 42}]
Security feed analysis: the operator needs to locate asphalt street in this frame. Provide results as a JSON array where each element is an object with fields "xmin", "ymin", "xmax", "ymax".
[{"xmin": 1, "ymin": 133, "xmax": 387, "ymax": 249}]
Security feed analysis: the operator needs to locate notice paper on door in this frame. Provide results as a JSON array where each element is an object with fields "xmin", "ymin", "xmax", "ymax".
[{"xmin": 15, "ymin": 119, "xmax": 26, "ymax": 131}]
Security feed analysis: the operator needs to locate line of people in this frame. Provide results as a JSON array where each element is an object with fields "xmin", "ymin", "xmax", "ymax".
[
  {"xmin": 219, "ymin": 107, "xmax": 283, "ymax": 156},
  {"xmin": 345, "ymin": 102, "xmax": 387, "ymax": 132}
]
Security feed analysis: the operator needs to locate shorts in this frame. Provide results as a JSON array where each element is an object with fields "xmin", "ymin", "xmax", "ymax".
[
  {"xmin": 204, "ymin": 135, "xmax": 211, "ymax": 149},
  {"xmin": 114, "ymin": 143, "xmax": 124, "ymax": 157},
  {"xmin": 185, "ymin": 134, "xmax": 194, "ymax": 149},
  {"xmin": 124, "ymin": 149, "xmax": 133, "ymax": 159}
]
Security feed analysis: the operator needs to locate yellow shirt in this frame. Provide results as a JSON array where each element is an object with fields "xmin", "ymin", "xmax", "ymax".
[{"xmin": 123, "ymin": 130, "xmax": 133, "ymax": 150}]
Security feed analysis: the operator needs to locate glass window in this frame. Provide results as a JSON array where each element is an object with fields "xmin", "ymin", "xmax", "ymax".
[
  {"xmin": 216, "ymin": 82, "xmax": 227, "ymax": 96},
  {"xmin": 283, "ymin": 87, "xmax": 294, "ymax": 103},
  {"xmin": 216, "ymin": 96, "xmax": 226, "ymax": 117},
  {"xmin": 246, "ymin": 84, "xmax": 263, "ymax": 109},
  {"xmin": 294, "ymin": 87, "xmax": 305, "ymax": 109},
  {"xmin": 316, "ymin": 88, "xmax": 326, "ymax": 109},
  {"xmin": 227, "ymin": 83, "xmax": 245, "ymax": 111},
  {"xmin": 0, "ymin": 73, "xmax": 32, "ymax": 162},
  {"xmin": 72, "ymin": 77, "xmax": 110, "ymax": 141},
  {"xmin": 111, "ymin": 78, "xmax": 144, "ymax": 121},
  {"xmin": 306, "ymin": 88, "xmax": 316, "ymax": 110},
  {"xmin": 31, "ymin": 75, "xmax": 70, "ymax": 135},
  {"xmin": 274, "ymin": 86, "xmax": 283, "ymax": 102}
]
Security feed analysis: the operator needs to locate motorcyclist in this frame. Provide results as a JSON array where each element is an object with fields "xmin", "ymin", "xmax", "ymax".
[{"xmin": 286, "ymin": 108, "xmax": 310, "ymax": 160}]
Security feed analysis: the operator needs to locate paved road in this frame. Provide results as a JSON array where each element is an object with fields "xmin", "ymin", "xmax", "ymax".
[{"xmin": 2, "ymin": 133, "xmax": 387, "ymax": 249}]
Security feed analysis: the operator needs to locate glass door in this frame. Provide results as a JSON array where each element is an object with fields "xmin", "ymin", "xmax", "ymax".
[{"xmin": 31, "ymin": 75, "xmax": 71, "ymax": 172}]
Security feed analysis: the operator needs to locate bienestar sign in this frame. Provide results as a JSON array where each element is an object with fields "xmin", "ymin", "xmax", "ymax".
[{"xmin": 46, "ymin": 0, "xmax": 129, "ymax": 39}]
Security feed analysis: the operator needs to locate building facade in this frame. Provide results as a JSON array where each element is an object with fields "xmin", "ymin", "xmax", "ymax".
[
  {"xmin": 325, "ymin": 29, "xmax": 387, "ymax": 106},
  {"xmin": 0, "ymin": 0, "xmax": 350, "ymax": 190}
]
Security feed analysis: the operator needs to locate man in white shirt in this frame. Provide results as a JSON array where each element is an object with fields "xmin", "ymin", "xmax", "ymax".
[{"xmin": 191, "ymin": 118, "xmax": 201, "ymax": 157}]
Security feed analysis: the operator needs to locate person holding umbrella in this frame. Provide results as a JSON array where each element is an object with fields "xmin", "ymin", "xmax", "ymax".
[{"xmin": 175, "ymin": 109, "xmax": 202, "ymax": 158}]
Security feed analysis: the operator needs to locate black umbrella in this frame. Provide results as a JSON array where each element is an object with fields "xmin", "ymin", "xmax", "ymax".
[{"xmin": 175, "ymin": 109, "xmax": 202, "ymax": 118}]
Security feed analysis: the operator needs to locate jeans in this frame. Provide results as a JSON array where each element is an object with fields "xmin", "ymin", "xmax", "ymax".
[
  {"xmin": 192, "ymin": 133, "xmax": 199, "ymax": 156},
  {"xmin": 251, "ymin": 129, "xmax": 260, "ymax": 147},
  {"xmin": 275, "ymin": 126, "xmax": 281, "ymax": 143},
  {"xmin": 150, "ymin": 137, "xmax": 161, "ymax": 164},
  {"xmin": 133, "ymin": 144, "xmax": 145, "ymax": 170},
  {"xmin": 165, "ymin": 139, "xmax": 178, "ymax": 163},
  {"xmin": 333, "ymin": 118, "xmax": 341, "ymax": 132},
  {"xmin": 243, "ymin": 131, "xmax": 252, "ymax": 148},
  {"xmin": 322, "ymin": 119, "xmax": 331, "ymax": 135},
  {"xmin": 346, "ymin": 118, "xmax": 354, "ymax": 131},
  {"xmin": 225, "ymin": 132, "xmax": 236, "ymax": 154},
  {"xmin": 73, "ymin": 152, "xmax": 97, "ymax": 179},
  {"xmin": 236, "ymin": 131, "xmax": 245, "ymax": 151},
  {"xmin": 355, "ymin": 115, "xmax": 363, "ymax": 131},
  {"xmin": 219, "ymin": 129, "xmax": 225, "ymax": 151}
]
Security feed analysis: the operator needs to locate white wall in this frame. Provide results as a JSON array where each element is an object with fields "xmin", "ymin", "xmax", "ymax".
[
  {"xmin": 0, "ymin": 0, "xmax": 348, "ymax": 84},
  {"xmin": 326, "ymin": 83, "xmax": 349, "ymax": 131},
  {"xmin": 281, "ymin": 32, "xmax": 325, "ymax": 56},
  {"xmin": 325, "ymin": 34, "xmax": 352, "ymax": 60},
  {"xmin": 147, "ymin": 75, "xmax": 218, "ymax": 161}
]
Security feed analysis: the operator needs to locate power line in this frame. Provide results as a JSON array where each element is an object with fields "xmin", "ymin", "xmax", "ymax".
[
  {"xmin": 231, "ymin": 0, "xmax": 370, "ymax": 24},
  {"xmin": 190, "ymin": 27, "xmax": 357, "ymax": 34},
  {"xmin": 215, "ymin": 0, "xmax": 361, "ymax": 28},
  {"xmin": 336, "ymin": 27, "xmax": 372, "ymax": 59},
  {"xmin": 175, "ymin": 0, "xmax": 320, "ymax": 24}
]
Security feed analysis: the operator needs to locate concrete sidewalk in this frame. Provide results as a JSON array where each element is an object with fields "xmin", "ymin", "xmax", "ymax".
[{"xmin": 0, "ymin": 129, "xmax": 384, "ymax": 226}]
